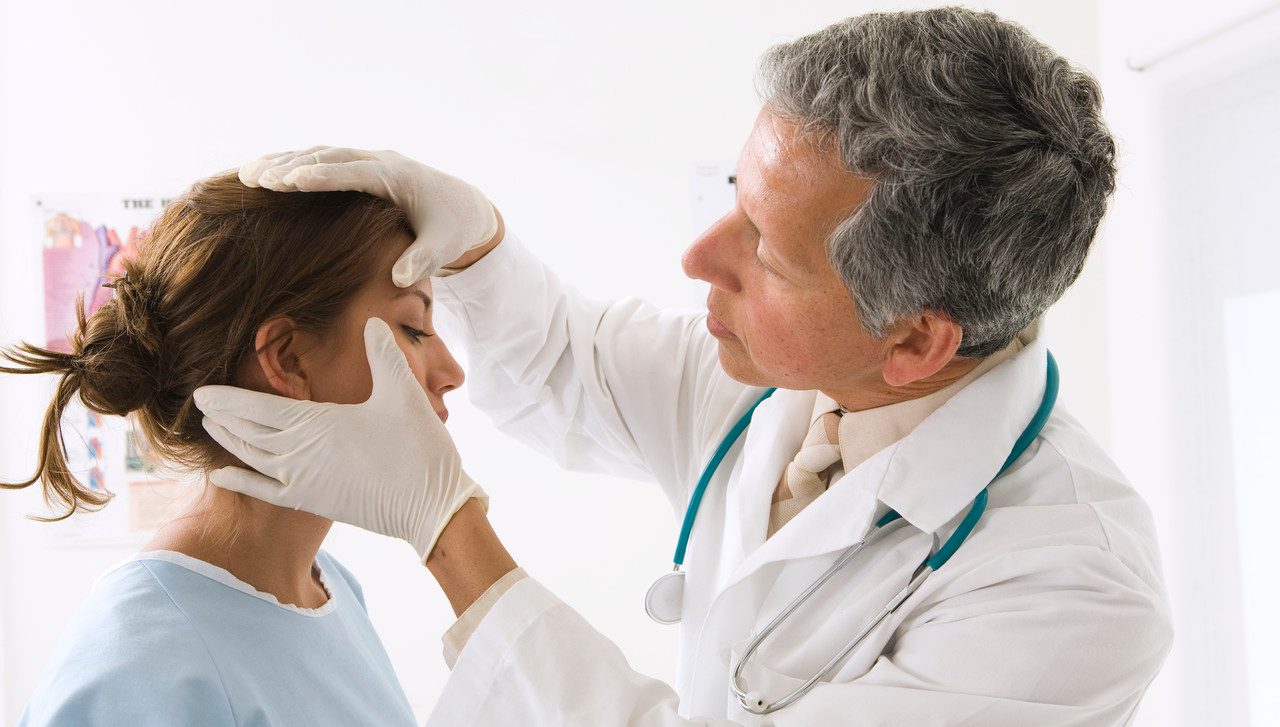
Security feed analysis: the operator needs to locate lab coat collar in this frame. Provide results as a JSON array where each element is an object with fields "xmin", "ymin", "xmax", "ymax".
[
  {"xmin": 720, "ymin": 332, "xmax": 1048, "ymax": 590},
  {"xmin": 724, "ymin": 388, "xmax": 814, "ymax": 571},
  {"xmin": 877, "ymin": 334, "xmax": 1049, "ymax": 535}
]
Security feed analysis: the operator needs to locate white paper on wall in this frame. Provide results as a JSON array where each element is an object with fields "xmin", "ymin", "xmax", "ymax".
[{"xmin": 686, "ymin": 160, "xmax": 738, "ymax": 309}]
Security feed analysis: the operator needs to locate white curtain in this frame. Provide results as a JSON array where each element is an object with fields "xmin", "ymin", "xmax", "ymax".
[{"xmin": 1106, "ymin": 10, "xmax": 1280, "ymax": 723}]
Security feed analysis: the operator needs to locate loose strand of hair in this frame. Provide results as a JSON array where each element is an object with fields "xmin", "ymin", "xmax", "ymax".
[{"xmin": 0, "ymin": 341, "xmax": 113, "ymax": 521}]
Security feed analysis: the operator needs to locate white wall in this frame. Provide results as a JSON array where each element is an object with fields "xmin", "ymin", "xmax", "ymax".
[
  {"xmin": 0, "ymin": 1, "xmax": 1106, "ymax": 723},
  {"xmin": 1096, "ymin": 2, "xmax": 1280, "ymax": 724}
]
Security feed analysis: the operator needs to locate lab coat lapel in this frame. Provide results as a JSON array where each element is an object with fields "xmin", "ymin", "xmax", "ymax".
[
  {"xmin": 686, "ymin": 455, "xmax": 901, "ymax": 719},
  {"xmin": 721, "ymin": 445, "xmax": 890, "ymax": 593},
  {"xmin": 721, "ymin": 388, "xmax": 812, "ymax": 572}
]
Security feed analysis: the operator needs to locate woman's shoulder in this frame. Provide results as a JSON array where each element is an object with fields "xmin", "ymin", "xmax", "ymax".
[
  {"xmin": 67, "ymin": 557, "xmax": 203, "ymax": 637},
  {"xmin": 20, "ymin": 559, "xmax": 235, "ymax": 726}
]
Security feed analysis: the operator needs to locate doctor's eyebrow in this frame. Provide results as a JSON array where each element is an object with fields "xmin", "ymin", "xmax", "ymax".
[{"xmin": 393, "ymin": 289, "xmax": 432, "ymax": 311}]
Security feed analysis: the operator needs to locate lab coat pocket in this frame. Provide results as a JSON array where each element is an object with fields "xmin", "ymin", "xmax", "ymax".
[{"xmin": 722, "ymin": 637, "xmax": 809, "ymax": 727}]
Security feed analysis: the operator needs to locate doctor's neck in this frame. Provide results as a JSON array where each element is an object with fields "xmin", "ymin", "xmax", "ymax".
[
  {"xmin": 827, "ymin": 354, "xmax": 984, "ymax": 413},
  {"xmin": 147, "ymin": 484, "xmax": 333, "ymax": 609}
]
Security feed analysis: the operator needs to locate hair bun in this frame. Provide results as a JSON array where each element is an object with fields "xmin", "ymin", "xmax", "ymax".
[{"xmin": 72, "ymin": 272, "xmax": 166, "ymax": 417}]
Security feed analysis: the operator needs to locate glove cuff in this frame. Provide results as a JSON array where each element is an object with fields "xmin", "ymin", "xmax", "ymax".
[{"xmin": 415, "ymin": 475, "xmax": 487, "ymax": 563}]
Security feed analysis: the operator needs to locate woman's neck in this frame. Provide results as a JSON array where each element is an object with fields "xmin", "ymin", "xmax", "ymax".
[{"xmin": 145, "ymin": 484, "xmax": 334, "ymax": 609}]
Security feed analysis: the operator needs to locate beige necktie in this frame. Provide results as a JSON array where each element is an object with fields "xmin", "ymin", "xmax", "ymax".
[{"xmin": 767, "ymin": 410, "xmax": 842, "ymax": 537}]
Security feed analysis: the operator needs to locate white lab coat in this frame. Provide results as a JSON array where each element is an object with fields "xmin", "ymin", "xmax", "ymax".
[{"xmin": 427, "ymin": 233, "xmax": 1172, "ymax": 726}]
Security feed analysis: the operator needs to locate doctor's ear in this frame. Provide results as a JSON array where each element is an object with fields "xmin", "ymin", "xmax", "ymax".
[
  {"xmin": 880, "ymin": 309, "xmax": 965, "ymax": 388},
  {"xmin": 251, "ymin": 316, "xmax": 314, "ymax": 400}
]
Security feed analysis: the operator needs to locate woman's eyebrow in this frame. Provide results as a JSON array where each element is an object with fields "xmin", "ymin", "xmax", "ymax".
[{"xmin": 394, "ymin": 289, "xmax": 432, "ymax": 311}]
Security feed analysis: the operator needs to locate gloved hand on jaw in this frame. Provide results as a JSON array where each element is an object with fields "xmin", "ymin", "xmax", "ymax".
[
  {"xmin": 239, "ymin": 146, "xmax": 499, "ymax": 285},
  {"xmin": 193, "ymin": 318, "xmax": 486, "ymax": 562}
]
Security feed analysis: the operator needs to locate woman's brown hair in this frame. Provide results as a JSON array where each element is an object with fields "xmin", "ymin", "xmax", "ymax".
[{"xmin": 1, "ymin": 170, "xmax": 412, "ymax": 520}]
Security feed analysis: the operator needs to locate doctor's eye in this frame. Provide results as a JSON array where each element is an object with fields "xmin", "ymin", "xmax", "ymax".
[{"xmin": 754, "ymin": 246, "xmax": 776, "ymax": 275}]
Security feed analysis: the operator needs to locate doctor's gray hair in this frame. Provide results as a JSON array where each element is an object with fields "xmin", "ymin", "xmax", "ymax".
[{"xmin": 758, "ymin": 7, "xmax": 1116, "ymax": 357}]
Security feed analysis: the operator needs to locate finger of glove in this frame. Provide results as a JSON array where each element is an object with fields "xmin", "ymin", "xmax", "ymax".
[
  {"xmin": 308, "ymin": 147, "xmax": 377, "ymax": 165},
  {"xmin": 202, "ymin": 417, "xmax": 283, "ymax": 476},
  {"xmin": 239, "ymin": 152, "xmax": 293, "ymax": 187},
  {"xmin": 200, "ymin": 410, "xmax": 296, "ymax": 456},
  {"xmin": 285, "ymin": 159, "xmax": 394, "ymax": 197},
  {"xmin": 256, "ymin": 145, "xmax": 341, "ymax": 190},
  {"xmin": 194, "ymin": 384, "xmax": 318, "ymax": 432},
  {"xmin": 258, "ymin": 148, "xmax": 349, "ymax": 188},
  {"xmin": 262, "ymin": 147, "xmax": 377, "ymax": 188},
  {"xmin": 392, "ymin": 243, "xmax": 443, "ymax": 287},
  {"xmin": 208, "ymin": 465, "xmax": 300, "ymax": 508},
  {"xmin": 240, "ymin": 146, "xmax": 328, "ymax": 187},
  {"xmin": 362, "ymin": 318, "xmax": 428, "ymax": 410}
]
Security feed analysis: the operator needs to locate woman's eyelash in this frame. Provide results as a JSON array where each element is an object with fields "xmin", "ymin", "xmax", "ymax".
[{"xmin": 401, "ymin": 325, "xmax": 431, "ymax": 341}]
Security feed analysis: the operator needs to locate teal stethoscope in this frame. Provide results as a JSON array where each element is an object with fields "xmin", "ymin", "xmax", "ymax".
[{"xmin": 644, "ymin": 351, "xmax": 1059, "ymax": 716}]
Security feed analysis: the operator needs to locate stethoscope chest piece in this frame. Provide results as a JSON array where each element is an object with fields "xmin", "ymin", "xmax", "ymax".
[{"xmin": 645, "ymin": 569, "xmax": 686, "ymax": 624}]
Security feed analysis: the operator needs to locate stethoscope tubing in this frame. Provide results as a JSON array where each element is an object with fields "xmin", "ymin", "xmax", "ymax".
[{"xmin": 726, "ymin": 351, "xmax": 1059, "ymax": 715}]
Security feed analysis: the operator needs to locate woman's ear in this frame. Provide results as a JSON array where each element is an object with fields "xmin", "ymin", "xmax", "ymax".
[{"xmin": 253, "ymin": 316, "xmax": 311, "ymax": 399}]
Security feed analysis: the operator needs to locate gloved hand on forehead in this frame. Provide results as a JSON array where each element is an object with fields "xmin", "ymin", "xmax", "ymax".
[
  {"xmin": 194, "ymin": 318, "xmax": 486, "ymax": 562},
  {"xmin": 239, "ymin": 146, "xmax": 499, "ymax": 285}
]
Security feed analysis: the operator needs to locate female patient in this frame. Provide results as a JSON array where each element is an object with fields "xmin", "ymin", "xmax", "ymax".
[{"xmin": 1, "ymin": 172, "xmax": 462, "ymax": 725}]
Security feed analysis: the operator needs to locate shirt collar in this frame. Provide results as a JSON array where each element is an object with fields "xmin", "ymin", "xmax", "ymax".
[
  {"xmin": 875, "ymin": 328, "xmax": 1049, "ymax": 535},
  {"xmin": 810, "ymin": 327, "xmax": 1030, "ymax": 478}
]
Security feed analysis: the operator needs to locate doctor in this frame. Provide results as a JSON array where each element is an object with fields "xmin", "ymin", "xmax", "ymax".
[{"xmin": 194, "ymin": 7, "xmax": 1171, "ymax": 725}]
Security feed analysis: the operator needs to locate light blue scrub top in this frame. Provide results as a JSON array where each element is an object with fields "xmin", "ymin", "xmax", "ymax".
[{"xmin": 20, "ymin": 550, "xmax": 418, "ymax": 726}]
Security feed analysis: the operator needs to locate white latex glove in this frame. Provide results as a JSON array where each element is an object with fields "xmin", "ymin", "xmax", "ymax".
[
  {"xmin": 239, "ymin": 146, "xmax": 498, "ymax": 285},
  {"xmin": 193, "ymin": 318, "xmax": 485, "ymax": 562}
]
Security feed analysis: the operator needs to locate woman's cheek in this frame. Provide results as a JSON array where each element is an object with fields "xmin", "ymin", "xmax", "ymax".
[{"xmin": 403, "ymin": 343, "xmax": 431, "ymax": 390}]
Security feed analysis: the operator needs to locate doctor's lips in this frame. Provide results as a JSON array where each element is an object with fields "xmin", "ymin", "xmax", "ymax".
[{"xmin": 705, "ymin": 310, "xmax": 737, "ymax": 340}]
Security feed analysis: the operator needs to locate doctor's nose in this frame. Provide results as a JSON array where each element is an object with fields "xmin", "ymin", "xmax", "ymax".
[{"xmin": 682, "ymin": 213, "xmax": 744, "ymax": 294}]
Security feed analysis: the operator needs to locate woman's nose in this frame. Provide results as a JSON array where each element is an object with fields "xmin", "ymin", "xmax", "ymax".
[{"xmin": 429, "ymin": 339, "xmax": 465, "ymax": 396}]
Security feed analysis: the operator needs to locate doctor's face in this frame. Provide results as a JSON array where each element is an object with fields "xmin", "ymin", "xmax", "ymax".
[{"xmin": 681, "ymin": 109, "xmax": 883, "ymax": 394}]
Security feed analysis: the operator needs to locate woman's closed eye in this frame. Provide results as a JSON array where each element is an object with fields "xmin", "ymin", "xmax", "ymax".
[{"xmin": 401, "ymin": 325, "xmax": 432, "ymax": 343}]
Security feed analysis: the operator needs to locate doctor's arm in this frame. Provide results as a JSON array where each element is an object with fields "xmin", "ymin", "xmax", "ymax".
[
  {"xmin": 423, "ymin": 501, "xmax": 745, "ymax": 727},
  {"xmin": 241, "ymin": 146, "xmax": 750, "ymax": 499},
  {"xmin": 426, "ymin": 506, "xmax": 1173, "ymax": 726}
]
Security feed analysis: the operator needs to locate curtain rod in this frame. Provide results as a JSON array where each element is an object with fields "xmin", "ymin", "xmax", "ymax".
[{"xmin": 1127, "ymin": 1, "xmax": 1280, "ymax": 71}]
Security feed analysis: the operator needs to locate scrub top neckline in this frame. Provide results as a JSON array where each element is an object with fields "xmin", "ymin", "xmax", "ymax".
[{"xmin": 130, "ymin": 549, "xmax": 338, "ymax": 618}]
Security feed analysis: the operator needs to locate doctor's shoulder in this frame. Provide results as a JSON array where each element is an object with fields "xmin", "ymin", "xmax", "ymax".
[
  {"xmin": 19, "ymin": 559, "xmax": 235, "ymax": 727},
  {"xmin": 958, "ymin": 406, "xmax": 1169, "ymax": 589},
  {"xmin": 891, "ymin": 408, "xmax": 1174, "ymax": 706},
  {"xmin": 935, "ymin": 406, "xmax": 1173, "ymax": 641},
  {"xmin": 1029, "ymin": 407, "xmax": 1167, "ymax": 584}
]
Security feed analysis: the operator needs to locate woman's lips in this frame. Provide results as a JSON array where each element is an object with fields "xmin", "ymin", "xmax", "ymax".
[
  {"xmin": 436, "ymin": 409, "xmax": 449, "ymax": 424},
  {"xmin": 706, "ymin": 311, "xmax": 736, "ymax": 340}
]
